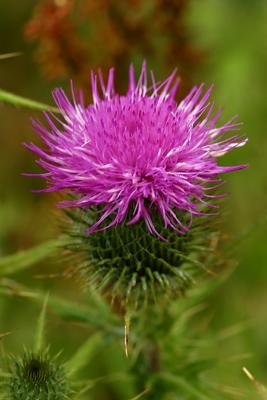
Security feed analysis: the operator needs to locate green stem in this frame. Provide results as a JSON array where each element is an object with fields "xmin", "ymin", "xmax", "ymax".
[
  {"xmin": 132, "ymin": 341, "xmax": 160, "ymax": 399},
  {"xmin": 0, "ymin": 88, "xmax": 58, "ymax": 112}
]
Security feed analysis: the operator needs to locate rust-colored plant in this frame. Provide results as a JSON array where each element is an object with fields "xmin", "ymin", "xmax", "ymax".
[{"xmin": 25, "ymin": 0, "xmax": 202, "ymax": 94}]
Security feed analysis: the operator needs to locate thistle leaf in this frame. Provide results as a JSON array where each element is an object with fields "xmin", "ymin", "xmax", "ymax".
[
  {"xmin": 160, "ymin": 372, "xmax": 211, "ymax": 400},
  {"xmin": 0, "ymin": 237, "xmax": 71, "ymax": 276},
  {"xmin": 35, "ymin": 294, "xmax": 49, "ymax": 353},
  {"xmin": 30, "ymin": 290, "xmax": 120, "ymax": 335},
  {"xmin": 66, "ymin": 333, "xmax": 102, "ymax": 376}
]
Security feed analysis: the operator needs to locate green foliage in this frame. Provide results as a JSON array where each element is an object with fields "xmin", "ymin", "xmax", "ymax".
[
  {"xmin": 0, "ymin": 237, "xmax": 71, "ymax": 276},
  {"xmin": 34, "ymin": 294, "xmax": 49, "ymax": 353},
  {"xmin": 1, "ymin": 297, "xmax": 70, "ymax": 400},
  {"xmin": 0, "ymin": 89, "xmax": 58, "ymax": 112},
  {"xmin": 125, "ymin": 294, "xmax": 225, "ymax": 399},
  {"xmin": 0, "ymin": 273, "xmax": 243, "ymax": 399},
  {"xmin": 0, "ymin": 295, "xmax": 109, "ymax": 400},
  {"xmin": 66, "ymin": 332, "xmax": 103, "ymax": 376},
  {"xmin": 7, "ymin": 351, "xmax": 69, "ymax": 400},
  {"xmin": 64, "ymin": 208, "xmax": 219, "ymax": 308},
  {"xmin": 32, "ymin": 290, "xmax": 121, "ymax": 335},
  {"xmin": 243, "ymin": 368, "xmax": 267, "ymax": 400}
]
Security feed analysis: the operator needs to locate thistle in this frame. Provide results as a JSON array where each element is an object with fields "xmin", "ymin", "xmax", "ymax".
[
  {"xmin": 25, "ymin": 62, "xmax": 247, "ymax": 306},
  {"xmin": 8, "ymin": 350, "xmax": 68, "ymax": 400},
  {"xmin": 1, "ymin": 298, "xmax": 69, "ymax": 400},
  {"xmin": 0, "ymin": 296, "xmax": 104, "ymax": 400}
]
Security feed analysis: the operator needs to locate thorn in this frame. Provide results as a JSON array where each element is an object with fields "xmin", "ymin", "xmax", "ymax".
[
  {"xmin": 243, "ymin": 367, "xmax": 255, "ymax": 382},
  {"xmin": 243, "ymin": 366, "xmax": 267, "ymax": 395},
  {"xmin": 124, "ymin": 314, "xmax": 130, "ymax": 358},
  {"xmin": 129, "ymin": 387, "xmax": 150, "ymax": 400}
]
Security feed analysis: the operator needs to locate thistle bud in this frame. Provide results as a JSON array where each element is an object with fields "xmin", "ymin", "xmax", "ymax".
[{"xmin": 8, "ymin": 351, "xmax": 68, "ymax": 400}]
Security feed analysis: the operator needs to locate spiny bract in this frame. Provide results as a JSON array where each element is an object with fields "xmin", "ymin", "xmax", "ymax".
[
  {"xmin": 26, "ymin": 62, "xmax": 247, "ymax": 237},
  {"xmin": 8, "ymin": 351, "xmax": 69, "ymax": 400},
  {"xmin": 65, "ymin": 207, "xmax": 218, "ymax": 308}
]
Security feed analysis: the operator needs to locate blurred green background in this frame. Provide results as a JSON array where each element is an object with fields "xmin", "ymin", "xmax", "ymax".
[{"xmin": 0, "ymin": 0, "xmax": 267, "ymax": 398}]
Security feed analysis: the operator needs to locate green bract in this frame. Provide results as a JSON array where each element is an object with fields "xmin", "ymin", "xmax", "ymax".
[
  {"xmin": 8, "ymin": 351, "xmax": 68, "ymax": 400},
  {"xmin": 64, "ymin": 208, "xmax": 218, "ymax": 308}
]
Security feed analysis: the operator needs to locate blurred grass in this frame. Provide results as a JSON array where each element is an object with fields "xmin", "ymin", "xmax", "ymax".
[{"xmin": 0, "ymin": 0, "xmax": 267, "ymax": 398}]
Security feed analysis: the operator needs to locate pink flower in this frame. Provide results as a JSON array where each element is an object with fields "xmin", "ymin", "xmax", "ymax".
[{"xmin": 25, "ymin": 62, "xmax": 247, "ymax": 236}]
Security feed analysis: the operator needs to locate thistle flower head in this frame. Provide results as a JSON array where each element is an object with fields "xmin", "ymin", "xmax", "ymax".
[
  {"xmin": 8, "ymin": 351, "xmax": 68, "ymax": 400},
  {"xmin": 26, "ymin": 62, "xmax": 247, "ymax": 237}
]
